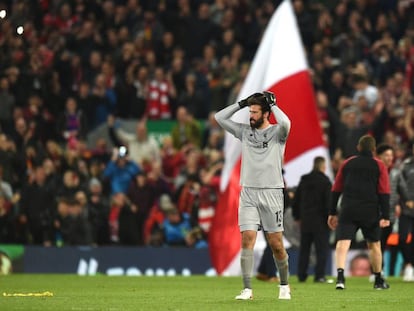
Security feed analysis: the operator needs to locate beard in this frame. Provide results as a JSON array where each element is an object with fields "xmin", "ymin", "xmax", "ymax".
[{"xmin": 250, "ymin": 116, "xmax": 264, "ymax": 129}]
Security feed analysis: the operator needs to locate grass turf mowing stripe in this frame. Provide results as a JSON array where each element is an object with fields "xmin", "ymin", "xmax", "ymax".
[{"xmin": 0, "ymin": 275, "xmax": 413, "ymax": 310}]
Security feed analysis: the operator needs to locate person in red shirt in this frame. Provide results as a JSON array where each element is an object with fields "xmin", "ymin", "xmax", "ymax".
[{"xmin": 328, "ymin": 135, "xmax": 390, "ymax": 290}]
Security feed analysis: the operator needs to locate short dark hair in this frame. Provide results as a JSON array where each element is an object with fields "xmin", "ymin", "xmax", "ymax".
[
  {"xmin": 313, "ymin": 156, "xmax": 325, "ymax": 171},
  {"xmin": 376, "ymin": 143, "xmax": 393, "ymax": 156},
  {"xmin": 248, "ymin": 93, "xmax": 270, "ymax": 113},
  {"xmin": 358, "ymin": 135, "xmax": 376, "ymax": 152}
]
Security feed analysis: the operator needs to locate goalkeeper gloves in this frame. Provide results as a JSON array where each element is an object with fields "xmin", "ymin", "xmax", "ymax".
[
  {"xmin": 264, "ymin": 91, "xmax": 276, "ymax": 108},
  {"xmin": 238, "ymin": 97, "xmax": 249, "ymax": 109}
]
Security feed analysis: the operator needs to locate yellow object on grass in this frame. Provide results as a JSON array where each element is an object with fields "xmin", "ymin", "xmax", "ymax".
[{"xmin": 3, "ymin": 291, "xmax": 54, "ymax": 297}]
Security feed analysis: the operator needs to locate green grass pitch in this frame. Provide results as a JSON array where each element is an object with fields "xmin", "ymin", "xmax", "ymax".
[{"xmin": 1, "ymin": 275, "xmax": 413, "ymax": 310}]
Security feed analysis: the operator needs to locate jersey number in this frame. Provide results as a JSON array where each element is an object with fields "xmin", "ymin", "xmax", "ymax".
[{"xmin": 275, "ymin": 210, "xmax": 282, "ymax": 227}]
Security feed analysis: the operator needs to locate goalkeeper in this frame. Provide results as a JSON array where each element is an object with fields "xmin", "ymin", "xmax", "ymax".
[{"xmin": 214, "ymin": 91, "xmax": 292, "ymax": 300}]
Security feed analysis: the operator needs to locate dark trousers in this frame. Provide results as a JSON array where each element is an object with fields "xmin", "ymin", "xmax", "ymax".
[
  {"xmin": 28, "ymin": 223, "xmax": 48, "ymax": 245},
  {"xmin": 298, "ymin": 230, "xmax": 329, "ymax": 281},
  {"xmin": 380, "ymin": 224, "xmax": 393, "ymax": 255},
  {"xmin": 380, "ymin": 223, "xmax": 396, "ymax": 273},
  {"xmin": 398, "ymin": 215, "xmax": 414, "ymax": 265},
  {"xmin": 257, "ymin": 244, "xmax": 277, "ymax": 277}
]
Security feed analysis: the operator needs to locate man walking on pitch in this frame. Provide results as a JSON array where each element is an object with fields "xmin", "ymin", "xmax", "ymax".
[
  {"xmin": 328, "ymin": 135, "xmax": 390, "ymax": 290},
  {"xmin": 292, "ymin": 156, "xmax": 332, "ymax": 283},
  {"xmin": 215, "ymin": 91, "xmax": 291, "ymax": 300}
]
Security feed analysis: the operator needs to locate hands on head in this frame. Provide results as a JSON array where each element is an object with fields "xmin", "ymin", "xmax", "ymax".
[{"xmin": 238, "ymin": 91, "xmax": 277, "ymax": 109}]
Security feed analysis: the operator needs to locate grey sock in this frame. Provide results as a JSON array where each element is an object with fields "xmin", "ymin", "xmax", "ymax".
[
  {"xmin": 275, "ymin": 255, "xmax": 289, "ymax": 285},
  {"xmin": 241, "ymin": 249, "xmax": 254, "ymax": 289}
]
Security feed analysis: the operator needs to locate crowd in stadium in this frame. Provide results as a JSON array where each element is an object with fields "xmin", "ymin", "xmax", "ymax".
[{"xmin": 0, "ymin": 0, "xmax": 414, "ymax": 268}]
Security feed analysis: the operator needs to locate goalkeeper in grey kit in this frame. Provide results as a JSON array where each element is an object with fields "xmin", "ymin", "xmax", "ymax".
[{"xmin": 214, "ymin": 91, "xmax": 292, "ymax": 300}]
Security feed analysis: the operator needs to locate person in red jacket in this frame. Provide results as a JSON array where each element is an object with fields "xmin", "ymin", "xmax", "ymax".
[
  {"xmin": 144, "ymin": 193, "xmax": 174, "ymax": 246},
  {"xmin": 328, "ymin": 135, "xmax": 390, "ymax": 290}
]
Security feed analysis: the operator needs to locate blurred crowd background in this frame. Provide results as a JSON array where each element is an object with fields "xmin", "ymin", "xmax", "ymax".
[{"xmin": 1, "ymin": 0, "xmax": 414, "ymax": 249}]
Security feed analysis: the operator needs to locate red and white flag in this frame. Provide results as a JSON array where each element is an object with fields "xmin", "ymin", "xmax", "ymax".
[{"xmin": 208, "ymin": 0, "xmax": 331, "ymax": 275}]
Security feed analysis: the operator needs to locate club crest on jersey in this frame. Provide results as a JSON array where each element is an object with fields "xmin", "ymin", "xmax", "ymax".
[{"xmin": 247, "ymin": 138, "xmax": 269, "ymax": 149}]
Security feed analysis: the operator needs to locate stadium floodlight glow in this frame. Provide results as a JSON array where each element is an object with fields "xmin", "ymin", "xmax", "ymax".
[
  {"xmin": 0, "ymin": 9, "xmax": 6, "ymax": 19},
  {"xmin": 16, "ymin": 25, "xmax": 24, "ymax": 35}
]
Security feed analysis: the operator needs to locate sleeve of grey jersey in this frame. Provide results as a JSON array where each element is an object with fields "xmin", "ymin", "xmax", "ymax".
[
  {"xmin": 271, "ymin": 105, "xmax": 291, "ymax": 139},
  {"xmin": 214, "ymin": 103, "xmax": 242, "ymax": 137}
]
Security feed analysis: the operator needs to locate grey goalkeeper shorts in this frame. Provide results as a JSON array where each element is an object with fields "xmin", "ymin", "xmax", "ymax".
[{"xmin": 238, "ymin": 187, "xmax": 285, "ymax": 233}]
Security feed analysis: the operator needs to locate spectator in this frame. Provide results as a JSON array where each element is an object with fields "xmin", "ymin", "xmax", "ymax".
[
  {"xmin": 86, "ymin": 177, "xmax": 110, "ymax": 245},
  {"xmin": 10, "ymin": 116, "xmax": 42, "ymax": 163},
  {"xmin": 126, "ymin": 172, "xmax": 157, "ymax": 245},
  {"xmin": 4, "ymin": 67, "xmax": 26, "ymax": 108},
  {"xmin": 103, "ymin": 146, "xmax": 141, "ymax": 195},
  {"xmin": 177, "ymin": 72, "xmax": 206, "ymax": 120},
  {"xmin": 375, "ymin": 143, "xmax": 400, "ymax": 279},
  {"xmin": 108, "ymin": 116, "xmax": 161, "ymax": 168},
  {"xmin": 109, "ymin": 192, "xmax": 140, "ymax": 245},
  {"xmin": 56, "ymin": 170, "xmax": 82, "ymax": 201},
  {"xmin": 84, "ymin": 50, "xmax": 103, "ymax": 86},
  {"xmin": 195, "ymin": 157, "xmax": 221, "ymax": 236},
  {"xmin": 44, "ymin": 140, "xmax": 64, "ymax": 169},
  {"xmin": 23, "ymin": 94, "xmax": 55, "ymax": 144},
  {"xmin": 42, "ymin": 157, "xmax": 60, "ymax": 196},
  {"xmin": 202, "ymin": 110, "xmax": 224, "ymax": 151},
  {"xmin": 216, "ymin": 28, "xmax": 237, "ymax": 60},
  {"xmin": 89, "ymin": 73, "xmax": 117, "ymax": 129},
  {"xmin": 88, "ymin": 138, "xmax": 111, "ymax": 166},
  {"xmin": 18, "ymin": 165, "xmax": 55, "ymax": 246},
  {"xmin": 293, "ymin": 0, "xmax": 315, "ymax": 51},
  {"xmin": 0, "ymin": 165, "xmax": 14, "ymax": 201},
  {"xmin": 0, "ymin": 77, "xmax": 16, "ymax": 136},
  {"xmin": 160, "ymin": 135, "xmax": 185, "ymax": 186},
  {"xmin": 55, "ymin": 195, "xmax": 93, "ymax": 246},
  {"xmin": 146, "ymin": 161, "xmax": 173, "ymax": 198},
  {"xmin": 176, "ymin": 173, "xmax": 201, "ymax": 224},
  {"xmin": 326, "ymin": 70, "xmax": 349, "ymax": 111},
  {"xmin": 169, "ymin": 54, "xmax": 188, "ymax": 104},
  {"xmin": 185, "ymin": 226, "xmax": 208, "ymax": 249},
  {"xmin": 76, "ymin": 81, "xmax": 95, "ymax": 128},
  {"xmin": 146, "ymin": 67, "xmax": 177, "ymax": 120},
  {"xmin": 0, "ymin": 193, "xmax": 14, "ymax": 243},
  {"xmin": 170, "ymin": 106, "xmax": 202, "ymax": 149},
  {"xmin": 162, "ymin": 207, "xmax": 192, "ymax": 247},
  {"xmin": 188, "ymin": 3, "xmax": 219, "ymax": 59},
  {"xmin": 146, "ymin": 67, "xmax": 176, "ymax": 120},
  {"xmin": 174, "ymin": 148, "xmax": 203, "ymax": 191},
  {"xmin": 144, "ymin": 193, "xmax": 174, "ymax": 246},
  {"xmin": 331, "ymin": 18, "xmax": 370, "ymax": 70},
  {"xmin": 57, "ymin": 97, "xmax": 88, "ymax": 145},
  {"xmin": 215, "ymin": 55, "xmax": 239, "ymax": 106},
  {"xmin": 135, "ymin": 8, "xmax": 164, "ymax": 50},
  {"xmin": 0, "ymin": 134, "xmax": 18, "ymax": 188},
  {"xmin": 351, "ymin": 74, "xmax": 380, "ymax": 110},
  {"xmin": 115, "ymin": 63, "xmax": 148, "ymax": 120},
  {"xmin": 395, "ymin": 143, "xmax": 414, "ymax": 282},
  {"xmin": 370, "ymin": 41, "xmax": 405, "ymax": 87},
  {"xmin": 201, "ymin": 43, "xmax": 219, "ymax": 76},
  {"xmin": 327, "ymin": 100, "xmax": 387, "ymax": 158},
  {"xmin": 155, "ymin": 31, "xmax": 176, "ymax": 66}
]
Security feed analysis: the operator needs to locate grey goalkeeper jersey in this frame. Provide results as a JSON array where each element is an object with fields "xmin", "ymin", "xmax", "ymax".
[{"xmin": 215, "ymin": 103, "xmax": 291, "ymax": 188}]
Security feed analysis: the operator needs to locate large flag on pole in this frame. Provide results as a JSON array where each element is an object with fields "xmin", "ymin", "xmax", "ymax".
[{"xmin": 208, "ymin": 0, "xmax": 331, "ymax": 275}]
